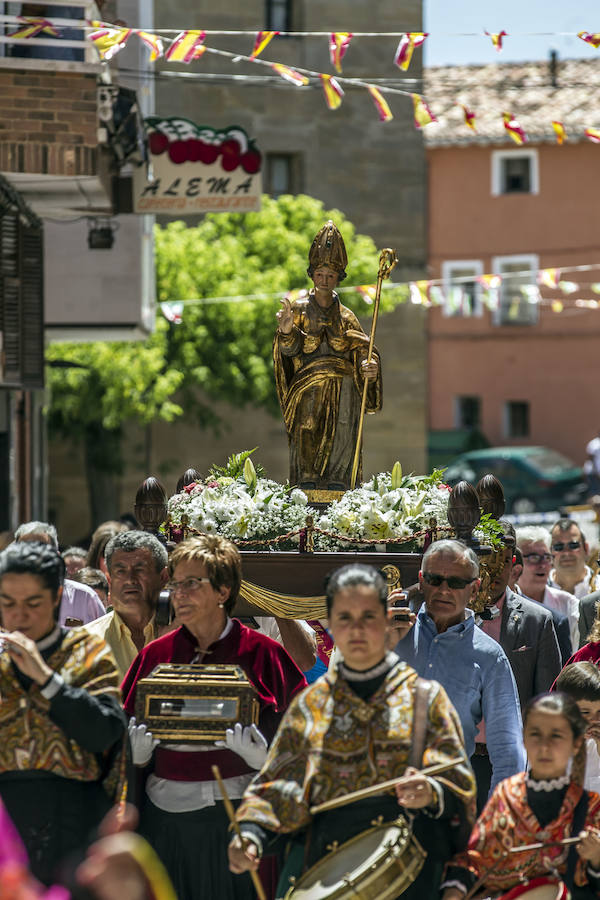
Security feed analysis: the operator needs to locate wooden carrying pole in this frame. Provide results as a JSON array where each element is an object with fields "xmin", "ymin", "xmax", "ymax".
[
  {"xmin": 309, "ymin": 756, "xmax": 463, "ymax": 815},
  {"xmin": 349, "ymin": 247, "xmax": 398, "ymax": 489},
  {"xmin": 212, "ymin": 765, "xmax": 267, "ymax": 900}
]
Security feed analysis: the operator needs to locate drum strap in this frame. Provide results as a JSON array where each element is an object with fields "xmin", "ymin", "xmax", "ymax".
[
  {"xmin": 565, "ymin": 790, "xmax": 589, "ymax": 892},
  {"xmin": 409, "ymin": 677, "xmax": 432, "ymax": 768}
]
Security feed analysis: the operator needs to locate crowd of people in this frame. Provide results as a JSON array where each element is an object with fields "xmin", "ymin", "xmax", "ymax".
[{"xmin": 1, "ymin": 512, "xmax": 600, "ymax": 898}]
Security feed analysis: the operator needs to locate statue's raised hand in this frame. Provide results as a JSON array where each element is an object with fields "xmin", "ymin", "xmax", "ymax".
[{"xmin": 277, "ymin": 296, "xmax": 294, "ymax": 334}]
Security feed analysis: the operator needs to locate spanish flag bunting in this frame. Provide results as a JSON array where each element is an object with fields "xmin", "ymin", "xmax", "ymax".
[
  {"xmin": 412, "ymin": 94, "xmax": 437, "ymax": 129},
  {"xmin": 585, "ymin": 127, "xmax": 600, "ymax": 143},
  {"xmin": 393, "ymin": 32, "xmax": 427, "ymax": 71},
  {"xmin": 461, "ymin": 104, "xmax": 477, "ymax": 131},
  {"xmin": 8, "ymin": 16, "xmax": 60, "ymax": 39},
  {"xmin": 485, "ymin": 29, "xmax": 507, "ymax": 51},
  {"xmin": 250, "ymin": 31, "xmax": 278, "ymax": 59},
  {"xmin": 271, "ymin": 63, "xmax": 309, "ymax": 86},
  {"xmin": 410, "ymin": 281, "xmax": 431, "ymax": 306},
  {"xmin": 89, "ymin": 25, "xmax": 132, "ymax": 60},
  {"xmin": 329, "ymin": 32, "xmax": 353, "ymax": 73},
  {"xmin": 366, "ymin": 85, "xmax": 393, "ymax": 122},
  {"xmin": 357, "ymin": 285, "xmax": 377, "ymax": 304},
  {"xmin": 552, "ymin": 120, "xmax": 566, "ymax": 144},
  {"xmin": 503, "ymin": 111, "xmax": 527, "ymax": 144},
  {"xmin": 165, "ymin": 30, "xmax": 207, "ymax": 63},
  {"xmin": 537, "ymin": 268, "xmax": 561, "ymax": 289},
  {"xmin": 478, "ymin": 274, "xmax": 502, "ymax": 289},
  {"xmin": 137, "ymin": 31, "xmax": 164, "ymax": 61},
  {"xmin": 320, "ymin": 74, "xmax": 344, "ymax": 110},
  {"xmin": 578, "ymin": 31, "xmax": 600, "ymax": 48},
  {"xmin": 551, "ymin": 300, "xmax": 564, "ymax": 313}
]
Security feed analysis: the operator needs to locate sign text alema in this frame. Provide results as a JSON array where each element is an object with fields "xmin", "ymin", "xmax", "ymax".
[{"xmin": 140, "ymin": 175, "xmax": 255, "ymax": 198}]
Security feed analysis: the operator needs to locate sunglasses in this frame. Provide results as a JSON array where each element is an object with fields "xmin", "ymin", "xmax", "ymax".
[
  {"xmin": 552, "ymin": 540, "xmax": 582, "ymax": 552},
  {"xmin": 422, "ymin": 572, "xmax": 476, "ymax": 590},
  {"xmin": 523, "ymin": 552, "xmax": 552, "ymax": 565}
]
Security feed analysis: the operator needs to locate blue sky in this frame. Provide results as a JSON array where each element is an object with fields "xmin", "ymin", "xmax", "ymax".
[{"xmin": 424, "ymin": 0, "xmax": 600, "ymax": 66}]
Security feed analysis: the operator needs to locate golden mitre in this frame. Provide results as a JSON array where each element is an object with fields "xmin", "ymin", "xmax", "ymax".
[{"xmin": 308, "ymin": 220, "xmax": 348, "ymax": 277}]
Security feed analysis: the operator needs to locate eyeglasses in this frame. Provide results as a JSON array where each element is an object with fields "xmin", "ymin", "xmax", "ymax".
[
  {"xmin": 422, "ymin": 572, "xmax": 476, "ymax": 590},
  {"xmin": 166, "ymin": 577, "xmax": 211, "ymax": 595},
  {"xmin": 523, "ymin": 552, "xmax": 552, "ymax": 565},
  {"xmin": 552, "ymin": 540, "xmax": 582, "ymax": 553}
]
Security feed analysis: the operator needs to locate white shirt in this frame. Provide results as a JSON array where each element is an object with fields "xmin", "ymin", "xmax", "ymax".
[
  {"xmin": 585, "ymin": 737, "xmax": 600, "ymax": 794},
  {"xmin": 542, "ymin": 585, "xmax": 580, "ymax": 652},
  {"xmin": 550, "ymin": 565, "xmax": 599, "ymax": 600},
  {"xmin": 587, "ymin": 437, "xmax": 600, "ymax": 475}
]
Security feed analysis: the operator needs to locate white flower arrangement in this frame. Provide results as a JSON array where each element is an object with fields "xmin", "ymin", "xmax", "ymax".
[{"xmin": 166, "ymin": 455, "xmax": 453, "ymax": 551}]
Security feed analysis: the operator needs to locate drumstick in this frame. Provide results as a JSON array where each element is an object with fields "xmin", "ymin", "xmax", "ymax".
[
  {"xmin": 309, "ymin": 756, "xmax": 464, "ymax": 815},
  {"xmin": 211, "ymin": 765, "xmax": 267, "ymax": 900},
  {"xmin": 510, "ymin": 836, "xmax": 581, "ymax": 853}
]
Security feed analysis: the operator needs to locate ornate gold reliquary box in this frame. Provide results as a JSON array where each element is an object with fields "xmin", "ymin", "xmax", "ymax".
[{"xmin": 134, "ymin": 663, "xmax": 260, "ymax": 743}]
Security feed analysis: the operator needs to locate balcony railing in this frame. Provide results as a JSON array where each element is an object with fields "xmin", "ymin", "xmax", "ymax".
[{"xmin": 0, "ymin": 1, "xmax": 101, "ymax": 64}]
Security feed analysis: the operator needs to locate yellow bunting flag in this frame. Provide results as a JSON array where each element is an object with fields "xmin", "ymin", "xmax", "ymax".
[
  {"xmin": 137, "ymin": 31, "xmax": 163, "ymax": 61},
  {"xmin": 8, "ymin": 16, "xmax": 59, "ymax": 39},
  {"xmin": 366, "ymin": 85, "xmax": 393, "ymax": 122},
  {"xmin": 412, "ymin": 94, "xmax": 437, "ymax": 129},
  {"xmin": 503, "ymin": 111, "xmax": 527, "ymax": 144},
  {"xmin": 485, "ymin": 29, "xmax": 507, "ymax": 51},
  {"xmin": 165, "ymin": 30, "xmax": 207, "ymax": 63},
  {"xmin": 320, "ymin": 74, "xmax": 344, "ymax": 109},
  {"xmin": 538, "ymin": 268, "xmax": 561, "ymax": 289},
  {"xmin": 461, "ymin": 104, "xmax": 477, "ymax": 131},
  {"xmin": 250, "ymin": 31, "xmax": 278, "ymax": 59},
  {"xmin": 585, "ymin": 127, "xmax": 600, "ymax": 143},
  {"xmin": 552, "ymin": 120, "xmax": 566, "ymax": 144},
  {"xmin": 270, "ymin": 63, "xmax": 309, "ymax": 86},
  {"xmin": 578, "ymin": 31, "xmax": 600, "ymax": 48},
  {"xmin": 410, "ymin": 281, "xmax": 431, "ymax": 305},
  {"xmin": 89, "ymin": 25, "xmax": 132, "ymax": 60},
  {"xmin": 329, "ymin": 32, "xmax": 353, "ymax": 72},
  {"xmin": 357, "ymin": 285, "xmax": 377, "ymax": 304},
  {"xmin": 393, "ymin": 32, "xmax": 427, "ymax": 71},
  {"xmin": 551, "ymin": 300, "xmax": 564, "ymax": 313}
]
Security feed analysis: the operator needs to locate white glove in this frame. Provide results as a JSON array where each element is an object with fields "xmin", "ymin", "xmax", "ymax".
[
  {"xmin": 215, "ymin": 722, "xmax": 268, "ymax": 770},
  {"xmin": 128, "ymin": 716, "xmax": 159, "ymax": 767}
]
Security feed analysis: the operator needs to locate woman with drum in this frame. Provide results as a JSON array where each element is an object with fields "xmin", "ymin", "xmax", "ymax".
[
  {"xmin": 228, "ymin": 562, "xmax": 476, "ymax": 899},
  {"xmin": 442, "ymin": 693, "xmax": 600, "ymax": 900}
]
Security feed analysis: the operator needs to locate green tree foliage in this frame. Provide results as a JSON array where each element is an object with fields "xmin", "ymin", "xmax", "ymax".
[{"xmin": 46, "ymin": 194, "xmax": 407, "ymax": 513}]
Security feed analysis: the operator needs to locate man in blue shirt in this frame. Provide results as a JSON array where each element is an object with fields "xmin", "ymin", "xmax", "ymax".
[{"xmin": 394, "ymin": 538, "xmax": 526, "ymax": 797}]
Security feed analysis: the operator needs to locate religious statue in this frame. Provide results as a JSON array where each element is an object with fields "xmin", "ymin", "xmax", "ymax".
[{"xmin": 273, "ymin": 221, "xmax": 382, "ymax": 491}]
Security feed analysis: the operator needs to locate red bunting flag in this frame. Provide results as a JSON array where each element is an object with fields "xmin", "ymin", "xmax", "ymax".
[
  {"xmin": 329, "ymin": 32, "xmax": 353, "ymax": 72},
  {"xmin": 270, "ymin": 63, "xmax": 309, "ymax": 86},
  {"xmin": 137, "ymin": 31, "xmax": 164, "ymax": 61},
  {"xmin": 585, "ymin": 127, "xmax": 600, "ymax": 143},
  {"xmin": 552, "ymin": 121, "xmax": 566, "ymax": 144},
  {"xmin": 461, "ymin": 104, "xmax": 477, "ymax": 131},
  {"xmin": 393, "ymin": 32, "xmax": 428, "ymax": 71},
  {"xmin": 412, "ymin": 94, "xmax": 437, "ymax": 129},
  {"xmin": 165, "ymin": 30, "xmax": 207, "ymax": 63},
  {"xmin": 366, "ymin": 85, "xmax": 393, "ymax": 122},
  {"xmin": 250, "ymin": 31, "xmax": 279, "ymax": 59},
  {"xmin": 89, "ymin": 25, "xmax": 132, "ymax": 60},
  {"xmin": 578, "ymin": 31, "xmax": 600, "ymax": 48},
  {"xmin": 503, "ymin": 111, "xmax": 527, "ymax": 144},
  {"xmin": 320, "ymin": 74, "xmax": 344, "ymax": 109},
  {"xmin": 485, "ymin": 30, "xmax": 507, "ymax": 51},
  {"xmin": 8, "ymin": 16, "xmax": 59, "ymax": 39}
]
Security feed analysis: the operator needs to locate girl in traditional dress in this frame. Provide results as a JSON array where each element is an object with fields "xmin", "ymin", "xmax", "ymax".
[{"xmin": 442, "ymin": 693, "xmax": 600, "ymax": 899}]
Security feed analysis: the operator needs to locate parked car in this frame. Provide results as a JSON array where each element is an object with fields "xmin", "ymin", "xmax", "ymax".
[{"xmin": 442, "ymin": 446, "xmax": 588, "ymax": 515}]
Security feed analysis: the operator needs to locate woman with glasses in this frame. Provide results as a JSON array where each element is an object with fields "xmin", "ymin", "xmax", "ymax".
[
  {"xmin": 121, "ymin": 535, "xmax": 307, "ymax": 900},
  {"xmin": 516, "ymin": 525, "xmax": 580, "ymax": 651},
  {"xmin": 228, "ymin": 562, "xmax": 475, "ymax": 899}
]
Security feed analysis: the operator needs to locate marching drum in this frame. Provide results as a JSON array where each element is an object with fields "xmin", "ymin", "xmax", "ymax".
[
  {"xmin": 497, "ymin": 877, "xmax": 570, "ymax": 900},
  {"xmin": 284, "ymin": 816, "xmax": 426, "ymax": 900}
]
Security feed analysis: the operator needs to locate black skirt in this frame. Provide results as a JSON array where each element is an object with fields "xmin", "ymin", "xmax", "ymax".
[
  {"xmin": 140, "ymin": 797, "xmax": 257, "ymax": 900},
  {"xmin": 0, "ymin": 772, "xmax": 111, "ymax": 885}
]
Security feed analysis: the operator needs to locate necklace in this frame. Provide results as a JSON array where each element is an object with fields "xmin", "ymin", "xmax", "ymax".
[
  {"xmin": 339, "ymin": 651, "xmax": 399, "ymax": 682},
  {"xmin": 526, "ymin": 772, "xmax": 570, "ymax": 792}
]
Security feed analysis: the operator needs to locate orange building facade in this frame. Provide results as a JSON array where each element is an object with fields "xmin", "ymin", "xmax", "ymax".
[{"xmin": 425, "ymin": 59, "xmax": 600, "ymax": 466}]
